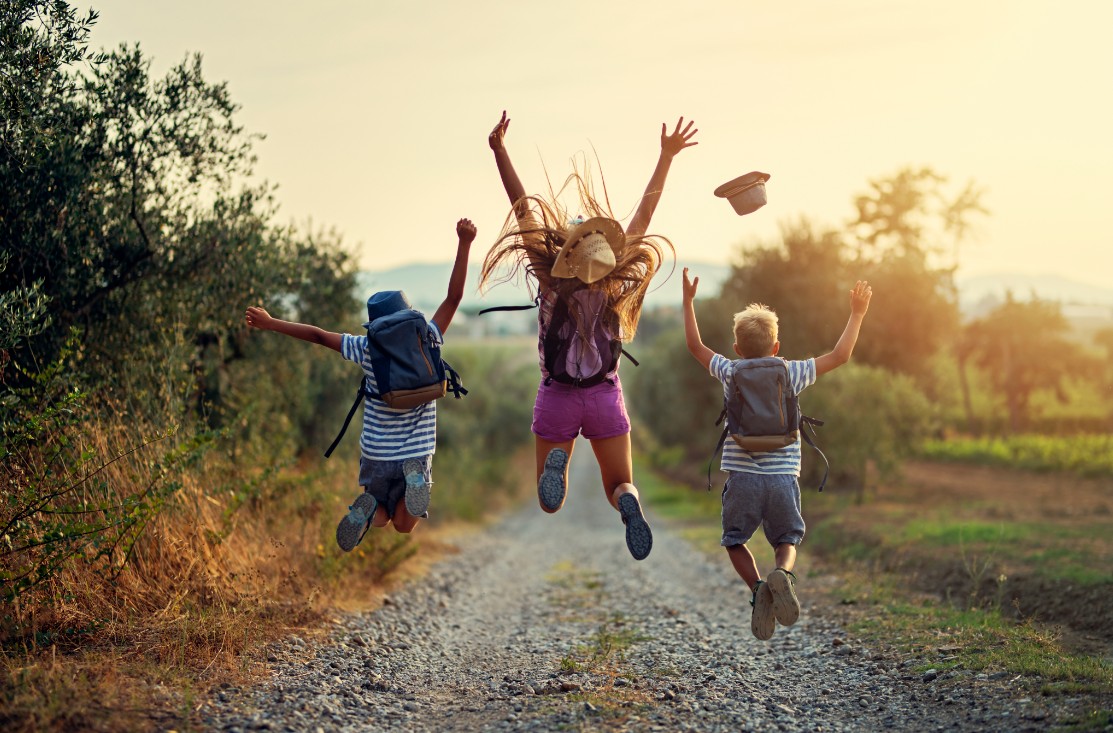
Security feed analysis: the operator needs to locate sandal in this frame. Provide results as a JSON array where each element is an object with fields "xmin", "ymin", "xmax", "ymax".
[
  {"xmin": 402, "ymin": 458, "xmax": 430, "ymax": 516},
  {"xmin": 766, "ymin": 568, "xmax": 800, "ymax": 626},
  {"xmin": 336, "ymin": 492, "xmax": 378, "ymax": 552},
  {"xmin": 750, "ymin": 580, "xmax": 776, "ymax": 641}
]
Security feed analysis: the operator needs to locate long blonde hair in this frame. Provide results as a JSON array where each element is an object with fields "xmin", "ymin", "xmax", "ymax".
[{"xmin": 479, "ymin": 170, "xmax": 674, "ymax": 341}]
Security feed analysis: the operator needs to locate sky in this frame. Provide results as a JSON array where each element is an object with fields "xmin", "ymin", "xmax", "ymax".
[{"xmin": 80, "ymin": 1, "xmax": 1113, "ymax": 289}]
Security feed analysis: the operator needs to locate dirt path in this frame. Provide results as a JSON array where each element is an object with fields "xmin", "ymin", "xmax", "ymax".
[{"xmin": 203, "ymin": 443, "xmax": 1057, "ymax": 732}]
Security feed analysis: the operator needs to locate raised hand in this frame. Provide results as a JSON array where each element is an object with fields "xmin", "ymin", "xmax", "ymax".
[
  {"xmin": 682, "ymin": 267, "xmax": 700, "ymax": 302},
  {"xmin": 850, "ymin": 280, "xmax": 873, "ymax": 315},
  {"xmin": 244, "ymin": 306, "xmax": 274, "ymax": 330},
  {"xmin": 488, "ymin": 110, "xmax": 511, "ymax": 152},
  {"xmin": 456, "ymin": 217, "xmax": 477, "ymax": 244},
  {"xmin": 661, "ymin": 117, "xmax": 699, "ymax": 158}
]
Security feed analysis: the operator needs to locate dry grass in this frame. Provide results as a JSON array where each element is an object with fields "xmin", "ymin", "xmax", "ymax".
[{"xmin": 1, "ymin": 408, "xmax": 535, "ymax": 732}]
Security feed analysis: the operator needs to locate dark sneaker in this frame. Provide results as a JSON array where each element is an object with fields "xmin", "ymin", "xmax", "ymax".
[
  {"xmin": 766, "ymin": 568, "xmax": 801, "ymax": 626},
  {"xmin": 538, "ymin": 448, "xmax": 568, "ymax": 512},
  {"xmin": 336, "ymin": 492, "xmax": 378, "ymax": 552},
  {"xmin": 750, "ymin": 580, "xmax": 776, "ymax": 641},
  {"xmin": 617, "ymin": 492, "xmax": 653, "ymax": 561},
  {"xmin": 403, "ymin": 458, "xmax": 430, "ymax": 516}
]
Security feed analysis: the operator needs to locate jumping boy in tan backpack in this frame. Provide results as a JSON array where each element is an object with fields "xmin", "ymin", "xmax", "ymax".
[{"xmin": 682, "ymin": 267, "xmax": 872, "ymax": 640}]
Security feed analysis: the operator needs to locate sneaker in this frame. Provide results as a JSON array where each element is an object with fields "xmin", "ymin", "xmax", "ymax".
[
  {"xmin": 750, "ymin": 580, "xmax": 776, "ymax": 641},
  {"xmin": 538, "ymin": 448, "xmax": 568, "ymax": 512},
  {"xmin": 617, "ymin": 492, "xmax": 653, "ymax": 561},
  {"xmin": 403, "ymin": 458, "xmax": 430, "ymax": 516},
  {"xmin": 766, "ymin": 568, "xmax": 801, "ymax": 626},
  {"xmin": 336, "ymin": 492, "xmax": 378, "ymax": 552}
]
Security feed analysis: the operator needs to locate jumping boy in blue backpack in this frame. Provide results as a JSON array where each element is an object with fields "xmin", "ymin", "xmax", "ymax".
[
  {"xmin": 244, "ymin": 218, "xmax": 476, "ymax": 550},
  {"xmin": 681, "ymin": 268, "xmax": 872, "ymax": 640}
]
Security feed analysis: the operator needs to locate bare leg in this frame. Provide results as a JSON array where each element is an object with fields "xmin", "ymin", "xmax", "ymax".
[
  {"xmin": 774, "ymin": 542, "xmax": 797, "ymax": 573},
  {"xmin": 390, "ymin": 502, "xmax": 421, "ymax": 534},
  {"xmin": 726, "ymin": 544, "xmax": 761, "ymax": 590},
  {"xmin": 370, "ymin": 503, "xmax": 391, "ymax": 528},
  {"xmin": 535, "ymin": 436, "xmax": 575, "ymax": 513},
  {"xmin": 588, "ymin": 433, "xmax": 634, "ymax": 508}
]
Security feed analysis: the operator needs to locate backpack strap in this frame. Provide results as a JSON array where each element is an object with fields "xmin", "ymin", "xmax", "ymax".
[
  {"xmin": 706, "ymin": 407, "xmax": 729, "ymax": 490},
  {"xmin": 621, "ymin": 348, "xmax": 639, "ymax": 367},
  {"xmin": 442, "ymin": 358, "xmax": 468, "ymax": 399},
  {"xmin": 800, "ymin": 414, "xmax": 829, "ymax": 491},
  {"xmin": 324, "ymin": 377, "xmax": 372, "ymax": 458},
  {"xmin": 477, "ymin": 296, "xmax": 540, "ymax": 315}
]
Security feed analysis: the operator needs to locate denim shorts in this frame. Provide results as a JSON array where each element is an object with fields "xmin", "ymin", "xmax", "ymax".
[
  {"xmin": 358, "ymin": 455, "xmax": 432, "ymax": 518},
  {"xmin": 531, "ymin": 377, "xmax": 631, "ymax": 442},
  {"xmin": 720, "ymin": 471, "xmax": 805, "ymax": 548}
]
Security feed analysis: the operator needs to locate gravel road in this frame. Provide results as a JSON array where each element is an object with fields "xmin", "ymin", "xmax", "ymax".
[{"xmin": 203, "ymin": 442, "xmax": 1064, "ymax": 732}]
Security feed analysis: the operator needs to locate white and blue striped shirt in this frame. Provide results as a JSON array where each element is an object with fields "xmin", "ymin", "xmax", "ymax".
[
  {"xmin": 710, "ymin": 353, "xmax": 816, "ymax": 476},
  {"xmin": 340, "ymin": 324, "xmax": 441, "ymax": 461}
]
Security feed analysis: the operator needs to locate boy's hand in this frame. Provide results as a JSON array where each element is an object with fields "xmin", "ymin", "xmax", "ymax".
[
  {"xmin": 488, "ymin": 110, "xmax": 510, "ymax": 152},
  {"xmin": 661, "ymin": 117, "xmax": 698, "ymax": 158},
  {"xmin": 850, "ymin": 280, "xmax": 873, "ymax": 315},
  {"xmin": 244, "ymin": 306, "xmax": 274, "ymax": 330},
  {"xmin": 456, "ymin": 217, "xmax": 477, "ymax": 245},
  {"xmin": 682, "ymin": 267, "xmax": 699, "ymax": 303}
]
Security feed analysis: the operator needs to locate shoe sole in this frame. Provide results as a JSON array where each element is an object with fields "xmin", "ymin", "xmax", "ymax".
[
  {"xmin": 617, "ymin": 493, "xmax": 653, "ymax": 561},
  {"xmin": 538, "ymin": 448, "xmax": 568, "ymax": 512},
  {"xmin": 767, "ymin": 568, "xmax": 801, "ymax": 626},
  {"xmin": 751, "ymin": 581, "xmax": 776, "ymax": 640},
  {"xmin": 403, "ymin": 458, "xmax": 430, "ymax": 516},
  {"xmin": 336, "ymin": 492, "xmax": 378, "ymax": 552}
]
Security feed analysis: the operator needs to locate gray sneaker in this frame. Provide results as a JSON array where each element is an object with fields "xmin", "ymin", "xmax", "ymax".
[
  {"xmin": 336, "ymin": 492, "xmax": 377, "ymax": 552},
  {"xmin": 538, "ymin": 448, "xmax": 568, "ymax": 512},
  {"xmin": 403, "ymin": 458, "xmax": 430, "ymax": 516},
  {"xmin": 617, "ymin": 492, "xmax": 653, "ymax": 561}
]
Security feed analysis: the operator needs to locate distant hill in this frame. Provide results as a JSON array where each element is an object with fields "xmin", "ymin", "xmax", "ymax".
[{"xmin": 356, "ymin": 264, "xmax": 1113, "ymax": 320}]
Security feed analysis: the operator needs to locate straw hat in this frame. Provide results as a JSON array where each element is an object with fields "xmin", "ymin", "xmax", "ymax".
[
  {"xmin": 714, "ymin": 171, "xmax": 771, "ymax": 216},
  {"xmin": 551, "ymin": 217, "xmax": 626, "ymax": 284}
]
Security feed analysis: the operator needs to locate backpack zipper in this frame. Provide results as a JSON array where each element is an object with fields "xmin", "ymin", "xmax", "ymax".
[
  {"xmin": 777, "ymin": 379, "xmax": 785, "ymax": 428},
  {"xmin": 417, "ymin": 329, "xmax": 433, "ymax": 376}
]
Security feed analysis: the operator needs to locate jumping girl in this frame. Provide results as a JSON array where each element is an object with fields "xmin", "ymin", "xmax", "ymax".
[{"xmin": 481, "ymin": 111, "xmax": 697, "ymax": 560}]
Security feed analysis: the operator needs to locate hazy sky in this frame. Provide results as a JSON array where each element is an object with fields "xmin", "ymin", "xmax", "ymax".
[{"xmin": 81, "ymin": 1, "xmax": 1112, "ymax": 289}]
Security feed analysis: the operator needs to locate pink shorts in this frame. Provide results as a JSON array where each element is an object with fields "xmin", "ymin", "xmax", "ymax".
[{"xmin": 531, "ymin": 377, "xmax": 631, "ymax": 442}]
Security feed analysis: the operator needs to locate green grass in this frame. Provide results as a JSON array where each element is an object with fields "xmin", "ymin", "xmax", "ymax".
[
  {"xmin": 845, "ymin": 585, "xmax": 1113, "ymax": 694},
  {"xmin": 920, "ymin": 434, "xmax": 1113, "ymax": 477}
]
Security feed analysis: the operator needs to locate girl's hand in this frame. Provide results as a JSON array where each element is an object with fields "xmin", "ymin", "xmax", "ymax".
[
  {"xmin": 850, "ymin": 280, "xmax": 873, "ymax": 315},
  {"xmin": 456, "ymin": 217, "xmax": 477, "ymax": 244},
  {"xmin": 245, "ymin": 306, "xmax": 274, "ymax": 330},
  {"xmin": 682, "ymin": 267, "xmax": 700, "ymax": 302},
  {"xmin": 488, "ymin": 110, "xmax": 510, "ymax": 151},
  {"xmin": 661, "ymin": 117, "xmax": 698, "ymax": 158}
]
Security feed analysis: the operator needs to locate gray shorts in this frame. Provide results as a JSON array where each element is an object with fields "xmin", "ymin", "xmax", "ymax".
[
  {"xmin": 358, "ymin": 455, "xmax": 432, "ymax": 518},
  {"xmin": 720, "ymin": 471, "xmax": 805, "ymax": 548}
]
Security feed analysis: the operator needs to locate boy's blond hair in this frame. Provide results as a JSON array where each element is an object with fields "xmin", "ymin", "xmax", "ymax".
[{"xmin": 733, "ymin": 303, "xmax": 778, "ymax": 358}]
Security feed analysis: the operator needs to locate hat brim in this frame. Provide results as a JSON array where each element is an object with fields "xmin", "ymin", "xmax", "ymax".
[
  {"xmin": 714, "ymin": 171, "xmax": 771, "ymax": 198},
  {"xmin": 551, "ymin": 217, "xmax": 626, "ymax": 282}
]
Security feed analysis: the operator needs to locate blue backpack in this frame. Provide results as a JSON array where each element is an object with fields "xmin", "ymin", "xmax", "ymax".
[
  {"xmin": 325, "ymin": 309, "xmax": 466, "ymax": 457},
  {"xmin": 709, "ymin": 357, "xmax": 829, "ymax": 490}
]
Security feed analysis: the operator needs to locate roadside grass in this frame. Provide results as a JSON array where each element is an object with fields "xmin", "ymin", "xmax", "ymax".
[
  {"xmin": 920, "ymin": 434, "xmax": 1113, "ymax": 478},
  {"xmin": 637, "ymin": 456, "xmax": 1113, "ymax": 700}
]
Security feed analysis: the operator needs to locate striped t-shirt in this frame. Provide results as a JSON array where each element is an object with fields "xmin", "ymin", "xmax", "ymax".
[
  {"xmin": 339, "ymin": 324, "xmax": 441, "ymax": 461},
  {"xmin": 710, "ymin": 353, "xmax": 816, "ymax": 476}
]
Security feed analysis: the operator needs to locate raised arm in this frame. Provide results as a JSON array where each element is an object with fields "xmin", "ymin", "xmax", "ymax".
[
  {"xmin": 682, "ymin": 268, "xmax": 715, "ymax": 370},
  {"xmin": 489, "ymin": 111, "xmax": 528, "ymax": 218},
  {"xmin": 244, "ymin": 307, "xmax": 342, "ymax": 353},
  {"xmin": 431, "ymin": 218, "xmax": 476, "ymax": 335},
  {"xmin": 627, "ymin": 117, "xmax": 699, "ymax": 237},
  {"xmin": 814, "ymin": 281, "xmax": 873, "ymax": 377}
]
